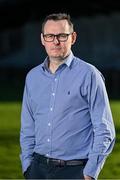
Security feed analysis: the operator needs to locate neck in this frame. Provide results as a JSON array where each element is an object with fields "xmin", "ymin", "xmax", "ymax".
[{"xmin": 49, "ymin": 59, "xmax": 65, "ymax": 74}]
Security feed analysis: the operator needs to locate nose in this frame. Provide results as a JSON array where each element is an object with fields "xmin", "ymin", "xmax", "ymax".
[{"xmin": 53, "ymin": 36, "xmax": 60, "ymax": 44}]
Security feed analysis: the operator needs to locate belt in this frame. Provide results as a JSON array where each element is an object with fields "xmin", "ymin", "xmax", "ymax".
[{"xmin": 34, "ymin": 153, "xmax": 88, "ymax": 167}]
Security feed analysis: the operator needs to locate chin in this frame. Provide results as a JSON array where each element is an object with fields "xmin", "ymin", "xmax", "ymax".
[
  {"xmin": 51, "ymin": 54, "xmax": 63, "ymax": 58},
  {"xmin": 51, "ymin": 56, "xmax": 64, "ymax": 61}
]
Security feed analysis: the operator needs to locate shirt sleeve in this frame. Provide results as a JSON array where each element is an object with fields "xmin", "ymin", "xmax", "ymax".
[
  {"xmin": 20, "ymin": 78, "xmax": 35, "ymax": 173},
  {"xmin": 83, "ymin": 68, "xmax": 116, "ymax": 179}
]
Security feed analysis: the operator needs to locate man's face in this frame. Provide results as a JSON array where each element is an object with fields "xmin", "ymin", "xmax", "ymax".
[{"xmin": 41, "ymin": 20, "xmax": 76, "ymax": 61}]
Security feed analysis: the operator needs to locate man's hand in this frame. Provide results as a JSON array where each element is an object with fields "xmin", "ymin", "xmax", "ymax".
[{"xmin": 84, "ymin": 175, "xmax": 93, "ymax": 180}]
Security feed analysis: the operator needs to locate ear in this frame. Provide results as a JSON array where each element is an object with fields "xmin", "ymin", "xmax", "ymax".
[
  {"xmin": 41, "ymin": 33, "xmax": 45, "ymax": 46},
  {"xmin": 71, "ymin": 32, "xmax": 77, "ymax": 45}
]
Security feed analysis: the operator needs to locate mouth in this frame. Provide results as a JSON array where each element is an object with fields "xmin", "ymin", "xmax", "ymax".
[{"xmin": 51, "ymin": 47, "xmax": 61, "ymax": 51}]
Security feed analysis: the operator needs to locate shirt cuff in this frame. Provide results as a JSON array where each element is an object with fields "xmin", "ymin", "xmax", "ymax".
[
  {"xmin": 20, "ymin": 154, "xmax": 32, "ymax": 173},
  {"xmin": 83, "ymin": 155, "xmax": 106, "ymax": 179}
]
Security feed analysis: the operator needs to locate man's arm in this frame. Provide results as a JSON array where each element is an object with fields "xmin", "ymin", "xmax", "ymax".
[
  {"xmin": 83, "ymin": 69, "xmax": 116, "ymax": 179},
  {"xmin": 20, "ymin": 80, "xmax": 35, "ymax": 173}
]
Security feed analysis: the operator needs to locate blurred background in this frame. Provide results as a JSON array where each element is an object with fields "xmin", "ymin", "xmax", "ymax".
[{"xmin": 0, "ymin": 0, "xmax": 120, "ymax": 178}]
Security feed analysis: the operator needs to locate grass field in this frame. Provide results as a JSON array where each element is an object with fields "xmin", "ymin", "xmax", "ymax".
[{"xmin": 0, "ymin": 100, "xmax": 120, "ymax": 179}]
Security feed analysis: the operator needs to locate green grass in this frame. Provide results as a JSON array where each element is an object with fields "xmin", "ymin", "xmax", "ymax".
[
  {"xmin": 0, "ymin": 102, "xmax": 24, "ymax": 179},
  {"xmin": 0, "ymin": 101, "xmax": 120, "ymax": 179}
]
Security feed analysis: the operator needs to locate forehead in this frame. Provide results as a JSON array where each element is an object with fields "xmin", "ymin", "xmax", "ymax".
[{"xmin": 44, "ymin": 20, "xmax": 70, "ymax": 33}]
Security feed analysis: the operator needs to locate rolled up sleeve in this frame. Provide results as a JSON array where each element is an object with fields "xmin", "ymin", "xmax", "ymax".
[{"xmin": 83, "ymin": 69, "xmax": 116, "ymax": 179}]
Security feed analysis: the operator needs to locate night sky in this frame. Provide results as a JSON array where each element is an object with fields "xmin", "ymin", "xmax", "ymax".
[{"xmin": 1, "ymin": 0, "xmax": 120, "ymax": 31}]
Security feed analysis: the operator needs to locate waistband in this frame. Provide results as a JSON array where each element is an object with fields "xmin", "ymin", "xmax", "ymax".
[{"xmin": 33, "ymin": 153, "xmax": 88, "ymax": 167}]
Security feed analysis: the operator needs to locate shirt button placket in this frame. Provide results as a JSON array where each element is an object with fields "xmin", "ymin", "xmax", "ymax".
[{"xmin": 47, "ymin": 76, "xmax": 58, "ymax": 155}]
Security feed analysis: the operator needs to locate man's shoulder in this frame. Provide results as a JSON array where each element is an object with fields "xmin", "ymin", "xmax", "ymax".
[
  {"xmin": 74, "ymin": 56, "xmax": 98, "ymax": 72},
  {"xmin": 25, "ymin": 63, "xmax": 43, "ymax": 80},
  {"xmin": 73, "ymin": 56, "xmax": 103, "ymax": 80}
]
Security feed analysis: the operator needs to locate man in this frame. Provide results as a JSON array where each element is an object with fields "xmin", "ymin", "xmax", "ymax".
[{"xmin": 20, "ymin": 13, "xmax": 115, "ymax": 179}]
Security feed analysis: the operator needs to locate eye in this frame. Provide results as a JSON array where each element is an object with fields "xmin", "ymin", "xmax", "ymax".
[
  {"xmin": 45, "ymin": 34, "xmax": 54, "ymax": 38},
  {"xmin": 59, "ymin": 34, "xmax": 67, "ymax": 38}
]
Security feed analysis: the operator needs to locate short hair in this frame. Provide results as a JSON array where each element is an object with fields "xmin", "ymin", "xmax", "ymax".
[{"xmin": 41, "ymin": 13, "xmax": 74, "ymax": 33}]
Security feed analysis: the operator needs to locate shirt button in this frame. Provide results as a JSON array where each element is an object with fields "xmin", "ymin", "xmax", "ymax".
[
  {"xmin": 47, "ymin": 139, "xmax": 50, "ymax": 142},
  {"xmin": 55, "ymin": 78, "xmax": 57, "ymax": 81},
  {"xmin": 52, "ymin": 93, "xmax": 55, "ymax": 96},
  {"xmin": 48, "ymin": 123, "xmax": 51, "ymax": 126},
  {"xmin": 50, "ymin": 107, "xmax": 53, "ymax": 111}
]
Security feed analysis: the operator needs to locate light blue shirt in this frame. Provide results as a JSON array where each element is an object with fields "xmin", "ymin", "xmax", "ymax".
[{"xmin": 20, "ymin": 52, "xmax": 115, "ymax": 179}]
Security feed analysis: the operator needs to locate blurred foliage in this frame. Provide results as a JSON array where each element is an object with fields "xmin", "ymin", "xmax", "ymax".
[{"xmin": 0, "ymin": 101, "xmax": 119, "ymax": 178}]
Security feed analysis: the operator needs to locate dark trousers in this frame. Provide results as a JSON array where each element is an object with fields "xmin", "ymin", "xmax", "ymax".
[{"xmin": 24, "ymin": 153, "xmax": 87, "ymax": 179}]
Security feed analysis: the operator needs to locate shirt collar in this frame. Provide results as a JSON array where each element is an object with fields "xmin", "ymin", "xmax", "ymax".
[
  {"xmin": 64, "ymin": 51, "xmax": 74, "ymax": 68},
  {"xmin": 42, "ymin": 51, "xmax": 74, "ymax": 71}
]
